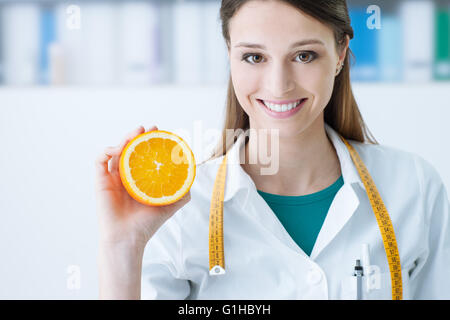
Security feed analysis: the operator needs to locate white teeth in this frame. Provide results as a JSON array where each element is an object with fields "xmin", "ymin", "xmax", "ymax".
[{"xmin": 262, "ymin": 99, "xmax": 303, "ymax": 112}]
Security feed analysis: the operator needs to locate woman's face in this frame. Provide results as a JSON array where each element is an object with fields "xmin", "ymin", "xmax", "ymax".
[{"xmin": 228, "ymin": 0, "xmax": 348, "ymax": 137}]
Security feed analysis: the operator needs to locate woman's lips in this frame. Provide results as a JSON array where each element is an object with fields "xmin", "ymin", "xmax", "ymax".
[
  {"xmin": 257, "ymin": 98, "xmax": 307, "ymax": 119},
  {"xmin": 263, "ymin": 98, "xmax": 304, "ymax": 104}
]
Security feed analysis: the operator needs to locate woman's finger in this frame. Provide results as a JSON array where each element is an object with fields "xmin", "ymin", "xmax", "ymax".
[
  {"xmin": 95, "ymin": 151, "xmax": 113, "ymax": 178},
  {"xmin": 106, "ymin": 146, "xmax": 122, "ymax": 173},
  {"xmin": 146, "ymin": 125, "xmax": 158, "ymax": 132},
  {"xmin": 110, "ymin": 126, "xmax": 146, "ymax": 174},
  {"xmin": 119, "ymin": 126, "xmax": 145, "ymax": 149},
  {"xmin": 105, "ymin": 146, "xmax": 120, "ymax": 156},
  {"xmin": 95, "ymin": 150, "xmax": 115, "ymax": 192}
]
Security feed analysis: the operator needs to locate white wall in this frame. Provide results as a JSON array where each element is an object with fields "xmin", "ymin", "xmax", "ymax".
[{"xmin": 0, "ymin": 83, "xmax": 449, "ymax": 299}]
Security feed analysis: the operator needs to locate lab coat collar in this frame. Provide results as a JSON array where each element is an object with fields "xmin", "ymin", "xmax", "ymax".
[{"xmin": 223, "ymin": 122, "xmax": 365, "ymax": 203}]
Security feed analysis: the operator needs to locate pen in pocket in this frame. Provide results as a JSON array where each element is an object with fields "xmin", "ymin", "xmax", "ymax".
[{"xmin": 353, "ymin": 259, "xmax": 364, "ymax": 300}]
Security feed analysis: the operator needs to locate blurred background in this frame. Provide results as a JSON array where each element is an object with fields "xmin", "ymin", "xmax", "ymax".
[
  {"xmin": 0, "ymin": 0, "xmax": 450, "ymax": 85},
  {"xmin": 0, "ymin": 0, "xmax": 449, "ymax": 299}
]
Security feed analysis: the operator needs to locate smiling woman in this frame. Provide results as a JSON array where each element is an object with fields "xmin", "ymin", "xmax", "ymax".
[
  {"xmin": 203, "ymin": 0, "xmax": 378, "ymax": 167},
  {"xmin": 199, "ymin": 0, "xmax": 380, "ymax": 198}
]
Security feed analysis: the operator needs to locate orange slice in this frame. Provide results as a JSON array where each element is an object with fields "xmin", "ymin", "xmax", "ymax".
[{"xmin": 119, "ymin": 130, "xmax": 196, "ymax": 206}]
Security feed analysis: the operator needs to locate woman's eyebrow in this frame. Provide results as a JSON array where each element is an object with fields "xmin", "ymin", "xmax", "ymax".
[{"xmin": 234, "ymin": 39, "xmax": 325, "ymax": 49}]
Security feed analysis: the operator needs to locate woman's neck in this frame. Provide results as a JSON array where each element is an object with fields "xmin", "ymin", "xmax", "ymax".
[{"xmin": 241, "ymin": 119, "xmax": 342, "ymax": 196}]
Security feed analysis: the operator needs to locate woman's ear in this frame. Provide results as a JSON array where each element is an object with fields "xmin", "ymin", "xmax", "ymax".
[{"xmin": 338, "ymin": 34, "xmax": 350, "ymax": 64}]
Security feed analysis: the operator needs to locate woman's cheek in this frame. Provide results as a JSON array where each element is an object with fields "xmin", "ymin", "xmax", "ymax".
[
  {"xmin": 302, "ymin": 67, "xmax": 335, "ymax": 108},
  {"xmin": 232, "ymin": 67, "xmax": 260, "ymax": 106}
]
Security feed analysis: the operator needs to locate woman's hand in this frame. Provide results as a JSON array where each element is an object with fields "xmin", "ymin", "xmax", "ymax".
[{"xmin": 94, "ymin": 125, "xmax": 191, "ymax": 249}]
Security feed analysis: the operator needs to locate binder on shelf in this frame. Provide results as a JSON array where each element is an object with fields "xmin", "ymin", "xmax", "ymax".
[
  {"xmin": 2, "ymin": 3, "xmax": 40, "ymax": 85},
  {"xmin": 201, "ymin": 0, "xmax": 229, "ymax": 85},
  {"xmin": 434, "ymin": 5, "xmax": 450, "ymax": 80},
  {"xmin": 158, "ymin": 1, "xmax": 174, "ymax": 84},
  {"xmin": 348, "ymin": 6, "xmax": 380, "ymax": 82},
  {"xmin": 118, "ymin": 1, "xmax": 162, "ymax": 85},
  {"xmin": 49, "ymin": 42, "xmax": 65, "ymax": 85},
  {"xmin": 55, "ymin": 3, "xmax": 82, "ymax": 85},
  {"xmin": 81, "ymin": 3, "xmax": 119, "ymax": 85},
  {"xmin": 173, "ymin": 1, "xmax": 203, "ymax": 84},
  {"xmin": 400, "ymin": 0, "xmax": 434, "ymax": 82},
  {"xmin": 378, "ymin": 14, "xmax": 402, "ymax": 82},
  {"xmin": 39, "ymin": 5, "xmax": 56, "ymax": 85}
]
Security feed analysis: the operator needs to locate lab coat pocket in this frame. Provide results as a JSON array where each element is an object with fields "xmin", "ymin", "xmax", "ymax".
[{"xmin": 340, "ymin": 267, "xmax": 411, "ymax": 300}]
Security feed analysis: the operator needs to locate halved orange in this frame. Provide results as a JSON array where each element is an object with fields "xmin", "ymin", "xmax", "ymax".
[{"xmin": 119, "ymin": 130, "xmax": 196, "ymax": 206}]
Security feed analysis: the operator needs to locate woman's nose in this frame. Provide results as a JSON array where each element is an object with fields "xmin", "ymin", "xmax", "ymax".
[{"xmin": 265, "ymin": 63, "xmax": 295, "ymax": 97}]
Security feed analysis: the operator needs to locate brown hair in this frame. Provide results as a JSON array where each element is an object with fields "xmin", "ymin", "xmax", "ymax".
[{"xmin": 200, "ymin": 0, "xmax": 378, "ymax": 165}]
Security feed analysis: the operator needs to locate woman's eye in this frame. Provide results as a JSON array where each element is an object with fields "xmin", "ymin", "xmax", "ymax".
[
  {"xmin": 296, "ymin": 52, "xmax": 317, "ymax": 63},
  {"xmin": 243, "ymin": 54, "xmax": 263, "ymax": 64}
]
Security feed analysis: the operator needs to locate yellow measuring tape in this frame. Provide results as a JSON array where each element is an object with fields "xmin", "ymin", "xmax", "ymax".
[
  {"xmin": 208, "ymin": 134, "xmax": 402, "ymax": 300},
  {"xmin": 208, "ymin": 152, "xmax": 228, "ymax": 275},
  {"xmin": 340, "ymin": 136, "xmax": 402, "ymax": 300}
]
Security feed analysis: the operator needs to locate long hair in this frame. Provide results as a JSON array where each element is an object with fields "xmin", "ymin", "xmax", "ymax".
[{"xmin": 200, "ymin": 0, "xmax": 378, "ymax": 165}]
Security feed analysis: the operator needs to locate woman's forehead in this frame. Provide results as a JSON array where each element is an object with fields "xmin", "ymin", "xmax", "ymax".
[{"xmin": 229, "ymin": 1, "xmax": 334, "ymax": 47}]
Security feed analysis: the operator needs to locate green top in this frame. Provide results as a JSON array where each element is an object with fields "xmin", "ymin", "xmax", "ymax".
[{"xmin": 256, "ymin": 175, "xmax": 344, "ymax": 256}]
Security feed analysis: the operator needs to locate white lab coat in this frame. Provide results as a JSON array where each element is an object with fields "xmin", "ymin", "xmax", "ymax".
[{"xmin": 141, "ymin": 123, "xmax": 450, "ymax": 299}]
